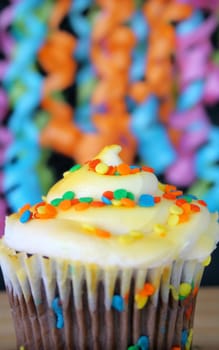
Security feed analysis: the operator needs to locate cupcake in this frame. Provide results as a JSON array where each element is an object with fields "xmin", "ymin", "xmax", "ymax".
[{"xmin": 1, "ymin": 144, "xmax": 218, "ymax": 350}]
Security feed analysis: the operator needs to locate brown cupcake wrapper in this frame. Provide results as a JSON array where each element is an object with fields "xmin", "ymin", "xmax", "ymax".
[{"xmin": 1, "ymin": 251, "xmax": 204, "ymax": 350}]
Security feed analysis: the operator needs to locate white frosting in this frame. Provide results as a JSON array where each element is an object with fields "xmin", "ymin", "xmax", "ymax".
[{"xmin": 2, "ymin": 145, "xmax": 219, "ymax": 268}]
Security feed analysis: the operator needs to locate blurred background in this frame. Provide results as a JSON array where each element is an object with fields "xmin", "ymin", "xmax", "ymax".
[{"xmin": 0, "ymin": 0, "xmax": 219, "ymax": 290}]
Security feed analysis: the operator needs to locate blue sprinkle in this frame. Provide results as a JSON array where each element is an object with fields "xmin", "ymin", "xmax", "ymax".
[
  {"xmin": 181, "ymin": 329, "xmax": 188, "ymax": 346},
  {"xmin": 137, "ymin": 335, "xmax": 149, "ymax": 350},
  {"xmin": 112, "ymin": 295, "xmax": 124, "ymax": 312},
  {"xmin": 138, "ymin": 194, "xmax": 155, "ymax": 207},
  {"xmin": 130, "ymin": 165, "xmax": 140, "ymax": 169},
  {"xmin": 19, "ymin": 210, "xmax": 32, "ymax": 223},
  {"xmin": 101, "ymin": 196, "xmax": 112, "ymax": 205},
  {"xmin": 52, "ymin": 297, "xmax": 64, "ymax": 329}
]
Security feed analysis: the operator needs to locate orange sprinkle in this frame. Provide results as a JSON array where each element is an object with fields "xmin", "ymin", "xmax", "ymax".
[
  {"xmin": 179, "ymin": 213, "xmax": 189, "ymax": 223},
  {"xmin": 117, "ymin": 163, "xmax": 131, "ymax": 175},
  {"xmin": 95, "ymin": 228, "xmax": 111, "ymax": 238},
  {"xmin": 89, "ymin": 158, "xmax": 100, "ymax": 169},
  {"xmin": 106, "ymin": 165, "xmax": 116, "ymax": 175},
  {"xmin": 90, "ymin": 201, "xmax": 106, "ymax": 207},
  {"xmin": 139, "ymin": 283, "xmax": 155, "ymax": 297},
  {"xmin": 172, "ymin": 347, "xmax": 181, "ymax": 350},
  {"xmin": 190, "ymin": 204, "xmax": 200, "ymax": 212},
  {"xmin": 130, "ymin": 167, "xmax": 140, "ymax": 174},
  {"xmin": 175, "ymin": 198, "xmax": 187, "ymax": 206},
  {"xmin": 154, "ymin": 196, "xmax": 161, "ymax": 203},
  {"xmin": 102, "ymin": 191, "xmax": 114, "ymax": 200},
  {"xmin": 142, "ymin": 165, "xmax": 154, "ymax": 173},
  {"xmin": 74, "ymin": 202, "xmax": 90, "ymax": 211},
  {"xmin": 181, "ymin": 203, "xmax": 192, "ymax": 214},
  {"xmin": 163, "ymin": 190, "xmax": 183, "ymax": 199},
  {"xmin": 193, "ymin": 286, "xmax": 199, "ymax": 296},
  {"xmin": 165, "ymin": 184, "xmax": 177, "ymax": 192},
  {"xmin": 19, "ymin": 203, "xmax": 31, "ymax": 216},
  {"xmin": 120, "ymin": 198, "xmax": 136, "ymax": 207},
  {"xmin": 35, "ymin": 203, "xmax": 57, "ymax": 219},
  {"xmin": 197, "ymin": 199, "xmax": 207, "ymax": 207},
  {"xmin": 59, "ymin": 199, "xmax": 72, "ymax": 210},
  {"xmin": 71, "ymin": 198, "xmax": 80, "ymax": 205}
]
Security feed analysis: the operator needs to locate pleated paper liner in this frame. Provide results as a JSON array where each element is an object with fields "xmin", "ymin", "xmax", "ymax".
[{"xmin": 0, "ymin": 249, "xmax": 205, "ymax": 350}]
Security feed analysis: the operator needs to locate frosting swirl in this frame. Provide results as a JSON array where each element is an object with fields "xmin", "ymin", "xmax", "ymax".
[{"xmin": 2, "ymin": 145, "xmax": 219, "ymax": 268}]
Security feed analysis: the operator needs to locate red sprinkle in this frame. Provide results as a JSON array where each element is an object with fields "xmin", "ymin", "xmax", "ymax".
[
  {"xmin": 102, "ymin": 191, "xmax": 114, "ymax": 200},
  {"xmin": 88, "ymin": 159, "xmax": 101, "ymax": 169},
  {"xmin": 154, "ymin": 196, "xmax": 161, "ymax": 203},
  {"xmin": 90, "ymin": 201, "xmax": 106, "ymax": 207},
  {"xmin": 141, "ymin": 165, "xmax": 154, "ymax": 173},
  {"xmin": 197, "ymin": 199, "xmax": 207, "ymax": 207}
]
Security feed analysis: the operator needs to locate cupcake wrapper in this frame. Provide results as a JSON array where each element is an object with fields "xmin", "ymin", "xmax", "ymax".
[{"xmin": 1, "ymin": 250, "xmax": 205, "ymax": 350}]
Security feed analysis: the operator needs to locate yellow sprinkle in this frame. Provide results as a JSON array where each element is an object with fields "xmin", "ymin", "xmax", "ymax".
[
  {"xmin": 135, "ymin": 294, "xmax": 148, "ymax": 309},
  {"xmin": 82, "ymin": 224, "xmax": 96, "ymax": 233},
  {"xmin": 158, "ymin": 182, "xmax": 166, "ymax": 191},
  {"xmin": 129, "ymin": 231, "xmax": 144, "ymax": 239},
  {"xmin": 179, "ymin": 283, "xmax": 192, "ymax": 297},
  {"xmin": 63, "ymin": 171, "xmax": 70, "ymax": 177},
  {"xmin": 37, "ymin": 206, "xmax": 46, "ymax": 214},
  {"xmin": 153, "ymin": 223, "xmax": 166, "ymax": 234},
  {"xmin": 169, "ymin": 285, "xmax": 179, "ymax": 301},
  {"xmin": 118, "ymin": 235, "xmax": 135, "ymax": 245},
  {"xmin": 168, "ymin": 214, "xmax": 179, "ymax": 226},
  {"xmin": 185, "ymin": 328, "xmax": 193, "ymax": 350},
  {"xmin": 169, "ymin": 205, "xmax": 183, "ymax": 215},
  {"xmin": 202, "ymin": 255, "xmax": 211, "ymax": 266},
  {"xmin": 95, "ymin": 162, "xmax": 109, "ymax": 174},
  {"xmin": 111, "ymin": 199, "xmax": 122, "ymax": 207}
]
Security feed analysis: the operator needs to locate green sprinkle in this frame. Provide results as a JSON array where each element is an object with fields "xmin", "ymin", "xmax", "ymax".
[
  {"xmin": 51, "ymin": 198, "xmax": 62, "ymax": 206},
  {"xmin": 127, "ymin": 191, "xmax": 135, "ymax": 200},
  {"xmin": 79, "ymin": 197, "xmax": 93, "ymax": 203},
  {"xmin": 69, "ymin": 164, "xmax": 82, "ymax": 172},
  {"xmin": 179, "ymin": 195, "xmax": 192, "ymax": 203},
  {"xmin": 128, "ymin": 346, "xmax": 139, "ymax": 350},
  {"xmin": 62, "ymin": 191, "xmax": 75, "ymax": 200},
  {"xmin": 114, "ymin": 189, "xmax": 128, "ymax": 200}
]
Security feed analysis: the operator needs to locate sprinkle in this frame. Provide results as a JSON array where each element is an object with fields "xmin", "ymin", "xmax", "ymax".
[
  {"xmin": 111, "ymin": 199, "xmax": 122, "ymax": 206},
  {"xmin": 175, "ymin": 198, "xmax": 187, "ymax": 206},
  {"xmin": 120, "ymin": 198, "xmax": 136, "ymax": 207},
  {"xmin": 177, "ymin": 195, "xmax": 192, "ymax": 203},
  {"xmin": 137, "ymin": 335, "xmax": 149, "ymax": 350},
  {"xmin": 106, "ymin": 165, "xmax": 116, "ymax": 175},
  {"xmin": 138, "ymin": 194, "xmax": 155, "ymax": 207},
  {"xmin": 101, "ymin": 196, "xmax": 112, "ymax": 205},
  {"xmin": 154, "ymin": 196, "xmax": 161, "ymax": 203},
  {"xmin": 35, "ymin": 203, "xmax": 57, "ymax": 219},
  {"xmin": 127, "ymin": 191, "xmax": 135, "ymax": 200},
  {"xmin": 169, "ymin": 205, "xmax": 183, "ymax": 215},
  {"xmin": 181, "ymin": 203, "xmax": 192, "ymax": 214},
  {"xmin": 117, "ymin": 163, "xmax": 131, "ymax": 175},
  {"xmin": 190, "ymin": 204, "xmax": 200, "ymax": 212},
  {"xmin": 88, "ymin": 159, "xmax": 100, "ymax": 169},
  {"xmin": 20, "ymin": 210, "xmax": 32, "ymax": 223},
  {"xmin": 71, "ymin": 198, "xmax": 80, "ymax": 205},
  {"xmin": 118, "ymin": 234, "xmax": 135, "ymax": 245},
  {"xmin": 112, "ymin": 295, "xmax": 124, "ymax": 312},
  {"xmin": 165, "ymin": 184, "xmax": 177, "ymax": 192},
  {"xmin": 74, "ymin": 202, "xmax": 90, "ymax": 211},
  {"xmin": 163, "ymin": 191, "xmax": 183, "ymax": 199},
  {"xmin": 95, "ymin": 162, "xmax": 109, "ymax": 174},
  {"xmin": 153, "ymin": 224, "xmax": 166, "ymax": 234},
  {"xmin": 62, "ymin": 191, "xmax": 75, "ymax": 200},
  {"xmin": 197, "ymin": 199, "xmax": 207, "ymax": 206},
  {"xmin": 178, "ymin": 213, "xmax": 189, "ymax": 223},
  {"xmin": 58, "ymin": 199, "xmax": 72, "ymax": 211},
  {"xmin": 90, "ymin": 201, "xmax": 106, "ymax": 207},
  {"xmin": 129, "ymin": 231, "xmax": 144, "ymax": 239},
  {"xmin": 171, "ymin": 347, "xmax": 181, "ymax": 350},
  {"xmin": 52, "ymin": 297, "xmax": 64, "ymax": 329},
  {"xmin": 128, "ymin": 346, "xmax": 139, "ymax": 350},
  {"xmin": 130, "ymin": 167, "xmax": 140, "ymax": 174},
  {"xmin": 95, "ymin": 228, "xmax": 111, "ymax": 238},
  {"xmin": 135, "ymin": 294, "xmax": 148, "ymax": 309},
  {"xmin": 19, "ymin": 203, "xmax": 31, "ymax": 216},
  {"xmin": 50, "ymin": 198, "xmax": 62, "ymax": 206},
  {"xmin": 181, "ymin": 330, "xmax": 188, "ymax": 346},
  {"xmin": 69, "ymin": 164, "xmax": 82, "ymax": 172},
  {"xmin": 158, "ymin": 182, "xmax": 166, "ymax": 191},
  {"xmin": 202, "ymin": 256, "xmax": 211, "ymax": 266},
  {"xmin": 79, "ymin": 197, "xmax": 93, "ymax": 203},
  {"xmin": 140, "ymin": 283, "xmax": 155, "ymax": 297},
  {"xmin": 185, "ymin": 329, "xmax": 193, "ymax": 350},
  {"xmin": 179, "ymin": 283, "xmax": 192, "ymax": 299},
  {"xmin": 168, "ymin": 214, "xmax": 179, "ymax": 226},
  {"xmin": 142, "ymin": 165, "xmax": 154, "ymax": 173},
  {"xmin": 102, "ymin": 191, "xmax": 114, "ymax": 200},
  {"xmin": 114, "ymin": 188, "xmax": 128, "ymax": 200},
  {"xmin": 82, "ymin": 224, "xmax": 95, "ymax": 233}
]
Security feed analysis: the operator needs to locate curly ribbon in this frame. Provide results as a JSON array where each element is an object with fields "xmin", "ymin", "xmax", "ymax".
[
  {"xmin": 0, "ymin": 2, "xmax": 17, "ymax": 234},
  {"xmin": 3, "ymin": 0, "xmax": 53, "ymax": 212},
  {"xmin": 166, "ymin": 10, "xmax": 218, "ymax": 188},
  {"xmin": 38, "ymin": 0, "xmax": 79, "ymax": 158}
]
